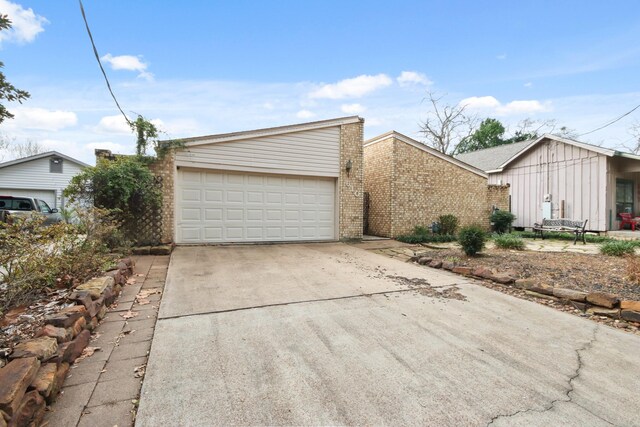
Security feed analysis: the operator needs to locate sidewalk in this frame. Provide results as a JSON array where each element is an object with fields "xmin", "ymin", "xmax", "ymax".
[{"xmin": 43, "ymin": 255, "xmax": 169, "ymax": 427}]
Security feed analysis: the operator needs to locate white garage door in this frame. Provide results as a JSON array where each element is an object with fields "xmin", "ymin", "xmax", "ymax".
[
  {"xmin": 0, "ymin": 189, "xmax": 56, "ymax": 209},
  {"xmin": 176, "ymin": 169, "xmax": 336, "ymax": 243}
]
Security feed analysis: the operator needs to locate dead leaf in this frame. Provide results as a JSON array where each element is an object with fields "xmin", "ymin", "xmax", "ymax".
[
  {"xmin": 126, "ymin": 278, "xmax": 137, "ymax": 285},
  {"xmin": 134, "ymin": 364, "xmax": 146, "ymax": 378},
  {"xmin": 120, "ymin": 311, "xmax": 139, "ymax": 320},
  {"xmin": 136, "ymin": 273, "xmax": 145, "ymax": 277},
  {"xmin": 136, "ymin": 298, "xmax": 150, "ymax": 305},
  {"xmin": 75, "ymin": 346, "xmax": 100, "ymax": 362}
]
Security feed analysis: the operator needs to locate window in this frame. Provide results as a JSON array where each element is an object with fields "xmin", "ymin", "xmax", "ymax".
[
  {"xmin": 616, "ymin": 179, "xmax": 634, "ymax": 217},
  {"xmin": 37, "ymin": 199, "xmax": 52, "ymax": 213},
  {"xmin": 50, "ymin": 157, "xmax": 63, "ymax": 173}
]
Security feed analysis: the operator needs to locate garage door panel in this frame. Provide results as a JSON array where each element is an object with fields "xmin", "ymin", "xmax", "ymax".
[{"xmin": 177, "ymin": 169, "xmax": 335, "ymax": 243}]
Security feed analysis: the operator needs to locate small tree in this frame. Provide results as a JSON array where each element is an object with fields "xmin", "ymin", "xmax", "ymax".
[
  {"xmin": 491, "ymin": 210, "xmax": 516, "ymax": 234},
  {"xmin": 420, "ymin": 92, "xmax": 477, "ymax": 155},
  {"xmin": 0, "ymin": 15, "xmax": 30, "ymax": 125},
  {"xmin": 458, "ymin": 225, "xmax": 487, "ymax": 256}
]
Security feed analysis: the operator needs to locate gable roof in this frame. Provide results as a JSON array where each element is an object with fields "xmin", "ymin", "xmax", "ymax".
[
  {"xmin": 454, "ymin": 139, "xmax": 536, "ymax": 172},
  {"xmin": 175, "ymin": 116, "xmax": 363, "ymax": 147},
  {"xmin": 364, "ymin": 131, "xmax": 487, "ymax": 178},
  {"xmin": 0, "ymin": 151, "xmax": 90, "ymax": 170}
]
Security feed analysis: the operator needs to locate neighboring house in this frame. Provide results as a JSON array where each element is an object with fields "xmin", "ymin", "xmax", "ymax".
[
  {"xmin": 363, "ymin": 131, "xmax": 509, "ymax": 238},
  {"xmin": 0, "ymin": 151, "xmax": 89, "ymax": 210},
  {"xmin": 99, "ymin": 116, "xmax": 365, "ymax": 244},
  {"xmin": 456, "ymin": 134, "xmax": 640, "ymax": 232}
]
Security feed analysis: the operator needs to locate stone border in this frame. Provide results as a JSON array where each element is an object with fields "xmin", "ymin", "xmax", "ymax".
[
  {"xmin": 0, "ymin": 258, "xmax": 135, "ymax": 427},
  {"xmin": 414, "ymin": 255, "xmax": 640, "ymax": 327}
]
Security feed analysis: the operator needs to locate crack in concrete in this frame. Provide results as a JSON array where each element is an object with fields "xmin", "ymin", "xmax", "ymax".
[{"xmin": 486, "ymin": 325, "xmax": 615, "ymax": 426}]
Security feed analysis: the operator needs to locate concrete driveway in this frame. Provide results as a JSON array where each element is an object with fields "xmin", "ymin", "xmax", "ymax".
[{"xmin": 136, "ymin": 243, "xmax": 640, "ymax": 426}]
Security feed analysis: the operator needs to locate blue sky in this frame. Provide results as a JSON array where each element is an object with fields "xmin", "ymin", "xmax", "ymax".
[{"xmin": 1, "ymin": 0, "xmax": 640, "ymax": 163}]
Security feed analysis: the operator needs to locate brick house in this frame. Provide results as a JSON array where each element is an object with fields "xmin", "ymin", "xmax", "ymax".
[
  {"xmin": 363, "ymin": 131, "xmax": 509, "ymax": 237},
  {"xmin": 148, "ymin": 117, "xmax": 364, "ymax": 244}
]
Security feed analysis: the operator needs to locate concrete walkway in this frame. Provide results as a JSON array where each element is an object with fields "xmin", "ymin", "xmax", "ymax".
[
  {"xmin": 137, "ymin": 243, "xmax": 640, "ymax": 426},
  {"xmin": 45, "ymin": 255, "xmax": 169, "ymax": 427}
]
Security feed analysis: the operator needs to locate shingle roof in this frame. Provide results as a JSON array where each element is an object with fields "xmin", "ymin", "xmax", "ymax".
[
  {"xmin": 454, "ymin": 140, "xmax": 535, "ymax": 172},
  {"xmin": 0, "ymin": 151, "xmax": 89, "ymax": 170}
]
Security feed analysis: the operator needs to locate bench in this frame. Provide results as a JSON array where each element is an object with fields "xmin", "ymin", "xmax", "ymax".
[{"xmin": 532, "ymin": 218, "xmax": 588, "ymax": 245}]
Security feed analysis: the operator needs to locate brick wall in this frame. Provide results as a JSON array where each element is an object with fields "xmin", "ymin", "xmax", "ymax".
[
  {"xmin": 363, "ymin": 135, "xmax": 510, "ymax": 237},
  {"xmin": 363, "ymin": 137, "xmax": 393, "ymax": 236},
  {"xmin": 338, "ymin": 120, "xmax": 365, "ymax": 239},
  {"xmin": 148, "ymin": 152, "xmax": 175, "ymax": 244}
]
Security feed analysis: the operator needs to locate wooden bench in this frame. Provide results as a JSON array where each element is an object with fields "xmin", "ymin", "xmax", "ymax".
[{"xmin": 532, "ymin": 218, "xmax": 588, "ymax": 245}]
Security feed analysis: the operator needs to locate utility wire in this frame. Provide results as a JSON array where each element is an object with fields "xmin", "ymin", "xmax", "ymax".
[
  {"xmin": 78, "ymin": 0, "xmax": 131, "ymax": 126},
  {"xmin": 578, "ymin": 103, "xmax": 640, "ymax": 137}
]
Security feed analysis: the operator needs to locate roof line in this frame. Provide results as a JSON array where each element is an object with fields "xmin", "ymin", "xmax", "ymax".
[
  {"xmin": 173, "ymin": 116, "xmax": 363, "ymax": 147},
  {"xmin": 364, "ymin": 131, "xmax": 487, "ymax": 178},
  {"xmin": 0, "ymin": 151, "xmax": 90, "ymax": 170}
]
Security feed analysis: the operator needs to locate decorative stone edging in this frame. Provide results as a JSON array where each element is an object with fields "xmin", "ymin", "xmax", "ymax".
[
  {"xmin": 0, "ymin": 258, "xmax": 135, "ymax": 427},
  {"xmin": 414, "ymin": 256, "xmax": 640, "ymax": 327}
]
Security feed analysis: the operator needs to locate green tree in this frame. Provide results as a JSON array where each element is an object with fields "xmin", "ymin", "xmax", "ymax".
[
  {"xmin": 455, "ymin": 118, "xmax": 507, "ymax": 154},
  {"xmin": 0, "ymin": 15, "xmax": 30, "ymax": 124}
]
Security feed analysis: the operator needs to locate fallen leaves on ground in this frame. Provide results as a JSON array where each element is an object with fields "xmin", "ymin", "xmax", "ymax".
[
  {"xmin": 135, "ymin": 288, "xmax": 162, "ymax": 306},
  {"xmin": 126, "ymin": 278, "xmax": 137, "ymax": 285},
  {"xmin": 134, "ymin": 363, "xmax": 146, "ymax": 378},
  {"xmin": 120, "ymin": 310, "xmax": 139, "ymax": 320},
  {"xmin": 75, "ymin": 346, "xmax": 100, "ymax": 362}
]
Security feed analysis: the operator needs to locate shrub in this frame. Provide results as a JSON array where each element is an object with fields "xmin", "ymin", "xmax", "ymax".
[
  {"xmin": 625, "ymin": 255, "xmax": 640, "ymax": 285},
  {"xmin": 493, "ymin": 233, "xmax": 526, "ymax": 250},
  {"xmin": 458, "ymin": 225, "xmax": 487, "ymax": 256},
  {"xmin": 438, "ymin": 214, "xmax": 459, "ymax": 235},
  {"xmin": 514, "ymin": 231, "xmax": 611, "ymax": 244},
  {"xmin": 396, "ymin": 225, "xmax": 457, "ymax": 244},
  {"xmin": 491, "ymin": 210, "xmax": 516, "ymax": 234},
  {"xmin": 600, "ymin": 240, "xmax": 637, "ymax": 257},
  {"xmin": 0, "ymin": 208, "xmax": 123, "ymax": 313}
]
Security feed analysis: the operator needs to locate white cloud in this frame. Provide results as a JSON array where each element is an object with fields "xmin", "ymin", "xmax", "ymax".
[
  {"xmin": 524, "ymin": 82, "xmax": 533, "ymax": 88},
  {"xmin": 0, "ymin": 0, "xmax": 47, "ymax": 46},
  {"xmin": 101, "ymin": 53, "xmax": 154, "ymax": 81},
  {"xmin": 497, "ymin": 53, "xmax": 507, "ymax": 60},
  {"xmin": 309, "ymin": 74, "xmax": 392, "ymax": 99},
  {"xmin": 460, "ymin": 96, "xmax": 501, "ymax": 109},
  {"xmin": 296, "ymin": 109, "xmax": 316, "ymax": 119},
  {"xmin": 341, "ymin": 103, "xmax": 366, "ymax": 114},
  {"xmin": 460, "ymin": 96, "xmax": 551, "ymax": 115},
  {"xmin": 11, "ymin": 108, "xmax": 77, "ymax": 130},
  {"xmin": 95, "ymin": 115, "xmax": 131, "ymax": 134},
  {"xmin": 397, "ymin": 71, "xmax": 431, "ymax": 87}
]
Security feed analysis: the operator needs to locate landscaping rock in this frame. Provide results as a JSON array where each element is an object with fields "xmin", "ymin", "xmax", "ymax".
[
  {"xmin": 621, "ymin": 310, "xmax": 640, "ymax": 323},
  {"xmin": 586, "ymin": 292, "xmax": 619, "ymax": 308},
  {"xmin": 48, "ymin": 362, "xmax": 69, "ymax": 404},
  {"xmin": 75, "ymin": 276, "xmax": 115, "ymax": 300},
  {"xmin": 9, "ymin": 390, "xmax": 45, "ymax": 427},
  {"xmin": 97, "ymin": 305, "xmax": 107, "ymax": 320},
  {"xmin": 54, "ymin": 330, "xmax": 90, "ymax": 364},
  {"xmin": 472, "ymin": 266, "xmax": 494, "ymax": 279},
  {"xmin": 567, "ymin": 301, "xmax": 588, "ymax": 311},
  {"xmin": 587, "ymin": 307, "xmax": 620, "ymax": 318},
  {"xmin": 441, "ymin": 261, "xmax": 455, "ymax": 271},
  {"xmin": 525, "ymin": 290, "xmax": 558, "ymax": 300},
  {"xmin": 103, "ymin": 286, "xmax": 116, "ymax": 306},
  {"xmin": 43, "ymin": 309, "xmax": 84, "ymax": 329},
  {"xmin": 428, "ymin": 260, "xmax": 442, "ymax": 269},
  {"xmin": 29, "ymin": 363, "xmax": 57, "ymax": 399},
  {"xmin": 0, "ymin": 357, "xmax": 40, "ymax": 417},
  {"xmin": 489, "ymin": 272, "xmax": 515, "ymax": 285},
  {"xmin": 150, "ymin": 245, "xmax": 172, "ymax": 255},
  {"xmin": 86, "ymin": 297, "xmax": 104, "ymax": 318},
  {"xmin": 117, "ymin": 261, "xmax": 130, "ymax": 277},
  {"xmin": 59, "ymin": 305, "xmax": 90, "ymax": 322},
  {"xmin": 417, "ymin": 257, "xmax": 432, "ymax": 265},
  {"xmin": 35, "ymin": 325, "xmax": 72, "ymax": 344},
  {"xmin": 106, "ymin": 269, "xmax": 125, "ymax": 286},
  {"xmin": 621, "ymin": 301, "xmax": 640, "ymax": 311},
  {"xmin": 132, "ymin": 246, "xmax": 151, "ymax": 255},
  {"xmin": 70, "ymin": 317, "xmax": 86, "ymax": 338},
  {"xmin": 88, "ymin": 317, "xmax": 99, "ymax": 331},
  {"xmin": 452, "ymin": 266, "xmax": 473, "ymax": 275},
  {"xmin": 9, "ymin": 338, "xmax": 57, "ymax": 361},
  {"xmin": 553, "ymin": 288, "xmax": 588, "ymax": 302},
  {"xmin": 514, "ymin": 278, "xmax": 535, "ymax": 289},
  {"xmin": 68, "ymin": 291, "xmax": 93, "ymax": 310},
  {"xmin": 527, "ymin": 283, "xmax": 554, "ymax": 296}
]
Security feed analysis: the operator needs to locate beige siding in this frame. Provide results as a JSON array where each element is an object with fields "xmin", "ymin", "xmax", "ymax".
[
  {"xmin": 175, "ymin": 127, "xmax": 340, "ymax": 177},
  {"xmin": 488, "ymin": 138, "xmax": 608, "ymax": 230},
  {"xmin": 0, "ymin": 156, "xmax": 86, "ymax": 208}
]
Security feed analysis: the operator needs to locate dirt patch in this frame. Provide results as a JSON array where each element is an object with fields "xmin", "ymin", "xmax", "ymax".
[
  {"xmin": 417, "ymin": 247, "xmax": 640, "ymax": 301},
  {"xmin": 386, "ymin": 275, "xmax": 467, "ymax": 301}
]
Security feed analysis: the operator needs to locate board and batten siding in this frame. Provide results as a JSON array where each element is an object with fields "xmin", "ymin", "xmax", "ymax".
[
  {"xmin": 488, "ymin": 139, "xmax": 608, "ymax": 231},
  {"xmin": 0, "ymin": 156, "xmax": 86, "ymax": 208},
  {"xmin": 175, "ymin": 127, "xmax": 341, "ymax": 177}
]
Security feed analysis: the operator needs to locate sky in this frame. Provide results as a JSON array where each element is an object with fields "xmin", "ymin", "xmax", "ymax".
[{"xmin": 1, "ymin": 0, "xmax": 640, "ymax": 164}]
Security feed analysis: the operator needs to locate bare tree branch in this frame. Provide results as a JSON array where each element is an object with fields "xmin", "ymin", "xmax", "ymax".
[{"xmin": 419, "ymin": 91, "xmax": 477, "ymax": 155}]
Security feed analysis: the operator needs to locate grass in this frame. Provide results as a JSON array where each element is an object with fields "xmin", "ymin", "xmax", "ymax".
[
  {"xmin": 396, "ymin": 225, "xmax": 457, "ymax": 244},
  {"xmin": 514, "ymin": 230, "xmax": 612, "ymax": 244},
  {"xmin": 600, "ymin": 240, "xmax": 638, "ymax": 256},
  {"xmin": 492, "ymin": 233, "xmax": 526, "ymax": 250}
]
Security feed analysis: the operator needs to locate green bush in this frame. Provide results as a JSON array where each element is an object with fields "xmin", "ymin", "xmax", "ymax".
[
  {"xmin": 458, "ymin": 225, "xmax": 487, "ymax": 256},
  {"xmin": 600, "ymin": 241, "xmax": 637, "ymax": 257},
  {"xmin": 493, "ymin": 233, "xmax": 526, "ymax": 250},
  {"xmin": 491, "ymin": 210, "xmax": 516, "ymax": 234},
  {"xmin": 438, "ymin": 214, "xmax": 459, "ymax": 235},
  {"xmin": 0, "ymin": 208, "xmax": 123, "ymax": 313},
  {"xmin": 396, "ymin": 225, "xmax": 457, "ymax": 244}
]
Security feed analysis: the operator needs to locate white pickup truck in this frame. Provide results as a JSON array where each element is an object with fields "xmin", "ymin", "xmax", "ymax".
[{"xmin": 0, "ymin": 195, "xmax": 63, "ymax": 225}]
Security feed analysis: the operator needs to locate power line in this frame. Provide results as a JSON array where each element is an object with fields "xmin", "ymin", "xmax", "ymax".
[
  {"xmin": 78, "ymin": 0, "xmax": 131, "ymax": 126},
  {"xmin": 578, "ymin": 103, "xmax": 640, "ymax": 137}
]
